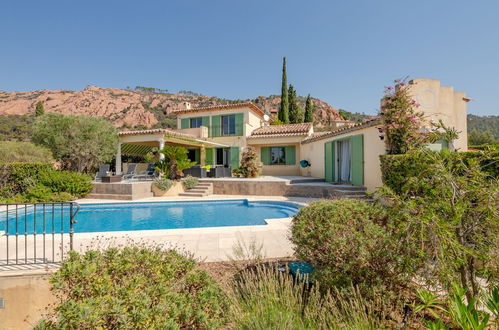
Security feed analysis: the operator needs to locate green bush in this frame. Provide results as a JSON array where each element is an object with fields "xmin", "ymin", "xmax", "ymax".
[
  {"xmin": 153, "ymin": 177, "xmax": 174, "ymax": 191},
  {"xmin": 39, "ymin": 170, "xmax": 93, "ymax": 196},
  {"xmin": 0, "ymin": 141, "xmax": 54, "ymax": 163},
  {"xmin": 36, "ymin": 247, "xmax": 228, "ymax": 329},
  {"xmin": 290, "ymin": 199, "xmax": 416, "ymax": 295},
  {"xmin": 381, "ymin": 149, "xmax": 498, "ymax": 195},
  {"xmin": 182, "ymin": 175, "xmax": 198, "ymax": 189},
  {"xmin": 0, "ymin": 163, "xmax": 92, "ymax": 202}
]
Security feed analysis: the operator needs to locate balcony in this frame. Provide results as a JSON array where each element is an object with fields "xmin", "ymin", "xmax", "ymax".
[{"xmin": 176, "ymin": 126, "xmax": 209, "ymax": 139}]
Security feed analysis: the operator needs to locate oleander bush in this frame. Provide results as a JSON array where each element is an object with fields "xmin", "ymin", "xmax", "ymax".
[
  {"xmin": 290, "ymin": 199, "xmax": 418, "ymax": 296},
  {"xmin": 153, "ymin": 177, "xmax": 174, "ymax": 191},
  {"xmin": 380, "ymin": 149, "xmax": 498, "ymax": 195},
  {"xmin": 182, "ymin": 175, "xmax": 198, "ymax": 189},
  {"xmin": 0, "ymin": 163, "xmax": 92, "ymax": 202},
  {"xmin": 35, "ymin": 247, "xmax": 228, "ymax": 329}
]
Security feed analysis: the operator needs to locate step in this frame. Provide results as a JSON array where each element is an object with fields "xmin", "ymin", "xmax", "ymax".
[
  {"xmin": 289, "ymin": 178, "xmax": 325, "ymax": 184},
  {"xmin": 178, "ymin": 192, "xmax": 206, "ymax": 197},
  {"xmin": 334, "ymin": 189, "xmax": 366, "ymax": 195},
  {"xmin": 187, "ymin": 189, "xmax": 211, "ymax": 193},
  {"xmin": 197, "ymin": 182, "xmax": 213, "ymax": 187}
]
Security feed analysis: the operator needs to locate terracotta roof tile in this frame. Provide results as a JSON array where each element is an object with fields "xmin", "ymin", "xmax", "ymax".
[
  {"xmin": 301, "ymin": 118, "xmax": 382, "ymax": 144},
  {"xmin": 172, "ymin": 103, "xmax": 265, "ymax": 117},
  {"xmin": 248, "ymin": 123, "xmax": 312, "ymax": 138},
  {"xmin": 118, "ymin": 128, "xmax": 196, "ymax": 139}
]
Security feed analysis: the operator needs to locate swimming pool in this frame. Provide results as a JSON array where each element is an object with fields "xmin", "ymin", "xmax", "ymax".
[{"xmin": 1, "ymin": 200, "xmax": 300, "ymax": 234}]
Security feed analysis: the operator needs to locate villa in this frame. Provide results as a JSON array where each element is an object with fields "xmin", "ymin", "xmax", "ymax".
[{"xmin": 114, "ymin": 78, "xmax": 469, "ymax": 193}]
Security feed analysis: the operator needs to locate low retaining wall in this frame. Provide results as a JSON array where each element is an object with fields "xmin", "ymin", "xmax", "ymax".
[
  {"xmin": 87, "ymin": 182, "xmax": 153, "ymax": 200},
  {"xmin": 201, "ymin": 180, "xmax": 363, "ymax": 198}
]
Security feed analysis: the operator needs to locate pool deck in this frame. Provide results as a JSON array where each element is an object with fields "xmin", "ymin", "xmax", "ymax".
[{"xmin": 0, "ymin": 195, "xmax": 318, "ymax": 274}]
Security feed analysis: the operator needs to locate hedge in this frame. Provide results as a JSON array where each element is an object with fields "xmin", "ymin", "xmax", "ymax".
[
  {"xmin": 380, "ymin": 150, "xmax": 498, "ymax": 195},
  {"xmin": 0, "ymin": 163, "xmax": 92, "ymax": 202}
]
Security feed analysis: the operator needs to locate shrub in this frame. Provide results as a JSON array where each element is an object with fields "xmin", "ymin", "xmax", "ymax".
[
  {"xmin": 153, "ymin": 177, "xmax": 174, "ymax": 191},
  {"xmin": 0, "ymin": 163, "xmax": 92, "ymax": 202},
  {"xmin": 39, "ymin": 170, "xmax": 93, "ymax": 196},
  {"xmin": 230, "ymin": 265, "xmax": 391, "ymax": 329},
  {"xmin": 290, "ymin": 199, "xmax": 416, "ymax": 295},
  {"xmin": 36, "ymin": 247, "xmax": 228, "ymax": 329},
  {"xmin": 155, "ymin": 146, "xmax": 196, "ymax": 180},
  {"xmin": 0, "ymin": 141, "xmax": 54, "ymax": 163},
  {"xmin": 182, "ymin": 175, "xmax": 198, "ymax": 189},
  {"xmin": 380, "ymin": 149, "xmax": 498, "ymax": 195},
  {"xmin": 233, "ymin": 147, "xmax": 262, "ymax": 178},
  {"xmin": 378, "ymin": 149, "xmax": 498, "ymax": 299}
]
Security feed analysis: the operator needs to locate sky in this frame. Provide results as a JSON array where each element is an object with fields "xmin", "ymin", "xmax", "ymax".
[{"xmin": 1, "ymin": 0, "xmax": 498, "ymax": 116}]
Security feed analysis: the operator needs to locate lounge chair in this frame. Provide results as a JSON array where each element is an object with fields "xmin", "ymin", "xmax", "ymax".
[
  {"xmin": 94, "ymin": 164, "xmax": 111, "ymax": 181},
  {"xmin": 123, "ymin": 163, "xmax": 137, "ymax": 180},
  {"xmin": 207, "ymin": 165, "xmax": 231, "ymax": 178},
  {"xmin": 132, "ymin": 163, "xmax": 157, "ymax": 180}
]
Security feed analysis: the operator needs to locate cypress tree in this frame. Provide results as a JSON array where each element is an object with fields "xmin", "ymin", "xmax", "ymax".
[
  {"xmin": 304, "ymin": 94, "xmax": 315, "ymax": 123},
  {"xmin": 278, "ymin": 57, "xmax": 289, "ymax": 124},
  {"xmin": 35, "ymin": 101, "xmax": 45, "ymax": 116},
  {"xmin": 288, "ymin": 85, "xmax": 304, "ymax": 123}
]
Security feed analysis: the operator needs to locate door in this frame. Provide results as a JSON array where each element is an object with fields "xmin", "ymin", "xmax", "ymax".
[
  {"xmin": 215, "ymin": 148, "xmax": 231, "ymax": 166},
  {"xmin": 336, "ymin": 140, "xmax": 351, "ymax": 182}
]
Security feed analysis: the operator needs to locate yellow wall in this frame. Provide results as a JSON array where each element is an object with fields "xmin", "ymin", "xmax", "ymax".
[
  {"xmin": 300, "ymin": 125, "xmax": 386, "ymax": 191},
  {"xmin": 409, "ymin": 78, "xmax": 469, "ymax": 150},
  {"xmin": 248, "ymin": 136, "xmax": 305, "ymax": 176}
]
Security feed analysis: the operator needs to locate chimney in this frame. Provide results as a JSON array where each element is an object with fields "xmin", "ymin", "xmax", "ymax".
[{"xmin": 184, "ymin": 102, "xmax": 191, "ymax": 110}]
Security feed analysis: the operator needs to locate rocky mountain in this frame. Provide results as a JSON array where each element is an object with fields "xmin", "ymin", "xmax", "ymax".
[{"xmin": 0, "ymin": 86, "xmax": 343, "ymax": 129}]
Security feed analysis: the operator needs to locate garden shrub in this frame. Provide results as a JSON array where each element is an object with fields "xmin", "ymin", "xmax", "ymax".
[
  {"xmin": 233, "ymin": 147, "xmax": 262, "ymax": 178},
  {"xmin": 0, "ymin": 163, "xmax": 92, "ymax": 202},
  {"xmin": 153, "ymin": 177, "xmax": 174, "ymax": 191},
  {"xmin": 380, "ymin": 149, "xmax": 498, "ymax": 195},
  {"xmin": 36, "ymin": 247, "xmax": 228, "ymax": 329},
  {"xmin": 182, "ymin": 175, "xmax": 198, "ymax": 189},
  {"xmin": 0, "ymin": 141, "xmax": 54, "ymax": 163},
  {"xmin": 39, "ymin": 170, "xmax": 93, "ymax": 196},
  {"xmin": 290, "ymin": 199, "xmax": 417, "ymax": 295}
]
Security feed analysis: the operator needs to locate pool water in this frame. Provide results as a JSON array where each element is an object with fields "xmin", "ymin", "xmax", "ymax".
[{"xmin": 1, "ymin": 200, "xmax": 300, "ymax": 234}]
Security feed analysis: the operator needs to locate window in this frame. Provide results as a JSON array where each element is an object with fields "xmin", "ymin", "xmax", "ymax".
[
  {"xmin": 221, "ymin": 115, "xmax": 236, "ymax": 135},
  {"xmin": 190, "ymin": 117, "xmax": 202, "ymax": 128},
  {"xmin": 270, "ymin": 147, "xmax": 286, "ymax": 165}
]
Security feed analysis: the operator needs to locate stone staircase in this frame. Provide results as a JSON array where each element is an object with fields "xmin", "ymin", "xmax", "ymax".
[{"xmin": 179, "ymin": 182, "xmax": 213, "ymax": 197}]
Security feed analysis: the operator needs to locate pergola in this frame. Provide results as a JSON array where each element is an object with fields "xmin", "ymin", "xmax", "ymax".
[{"xmin": 116, "ymin": 128, "xmax": 228, "ymax": 174}]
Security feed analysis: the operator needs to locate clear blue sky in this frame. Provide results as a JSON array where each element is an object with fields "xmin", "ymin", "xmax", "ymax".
[{"xmin": 1, "ymin": 0, "xmax": 498, "ymax": 116}]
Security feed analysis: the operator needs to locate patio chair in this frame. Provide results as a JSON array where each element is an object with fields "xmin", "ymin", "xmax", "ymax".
[
  {"xmin": 94, "ymin": 164, "xmax": 110, "ymax": 181},
  {"xmin": 207, "ymin": 165, "xmax": 226, "ymax": 178},
  {"xmin": 123, "ymin": 163, "xmax": 137, "ymax": 180},
  {"xmin": 131, "ymin": 163, "xmax": 157, "ymax": 181}
]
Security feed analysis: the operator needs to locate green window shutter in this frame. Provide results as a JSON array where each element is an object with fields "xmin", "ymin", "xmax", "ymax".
[
  {"xmin": 181, "ymin": 118, "xmax": 189, "ymax": 129},
  {"xmin": 235, "ymin": 113, "xmax": 244, "ymax": 136},
  {"xmin": 212, "ymin": 115, "xmax": 221, "ymax": 137},
  {"xmin": 324, "ymin": 142, "xmax": 333, "ymax": 182},
  {"xmin": 205, "ymin": 148, "xmax": 214, "ymax": 165},
  {"xmin": 230, "ymin": 147, "xmax": 240, "ymax": 169},
  {"xmin": 351, "ymin": 134, "xmax": 364, "ymax": 186},
  {"xmin": 202, "ymin": 116, "xmax": 210, "ymax": 127},
  {"xmin": 285, "ymin": 146, "xmax": 296, "ymax": 165},
  {"xmin": 261, "ymin": 147, "xmax": 270, "ymax": 165},
  {"xmin": 194, "ymin": 149, "xmax": 200, "ymax": 163}
]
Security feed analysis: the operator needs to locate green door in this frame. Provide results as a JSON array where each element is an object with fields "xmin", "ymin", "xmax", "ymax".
[
  {"xmin": 230, "ymin": 147, "xmax": 240, "ymax": 169},
  {"xmin": 350, "ymin": 134, "xmax": 364, "ymax": 186},
  {"xmin": 324, "ymin": 141, "xmax": 335, "ymax": 182}
]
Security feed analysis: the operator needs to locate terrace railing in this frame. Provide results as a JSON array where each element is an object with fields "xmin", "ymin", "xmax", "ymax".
[{"xmin": 0, "ymin": 202, "xmax": 80, "ymax": 266}]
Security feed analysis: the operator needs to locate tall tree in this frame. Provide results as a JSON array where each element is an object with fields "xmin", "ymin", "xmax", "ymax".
[
  {"xmin": 35, "ymin": 101, "xmax": 45, "ymax": 116},
  {"xmin": 278, "ymin": 57, "xmax": 289, "ymax": 124},
  {"xmin": 304, "ymin": 94, "xmax": 315, "ymax": 123},
  {"xmin": 288, "ymin": 85, "xmax": 304, "ymax": 123}
]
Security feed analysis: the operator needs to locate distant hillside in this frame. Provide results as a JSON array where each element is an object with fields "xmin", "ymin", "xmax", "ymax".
[
  {"xmin": 467, "ymin": 114, "xmax": 499, "ymax": 138},
  {"xmin": 0, "ymin": 86, "xmax": 342, "ymax": 130}
]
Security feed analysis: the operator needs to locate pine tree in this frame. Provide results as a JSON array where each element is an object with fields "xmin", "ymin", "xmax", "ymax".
[
  {"xmin": 304, "ymin": 94, "xmax": 315, "ymax": 123},
  {"xmin": 35, "ymin": 101, "xmax": 45, "ymax": 116},
  {"xmin": 278, "ymin": 57, "xmax": 289, "ymax": 124},
  {"xmin": 288, "ymin": 85, "xmax": 304, "ymax": 123}
]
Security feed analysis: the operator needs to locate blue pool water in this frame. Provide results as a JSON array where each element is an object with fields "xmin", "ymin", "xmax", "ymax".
[{"xmin": 0, "ymin": 200, "xmax": 300, "ymax": 235}]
